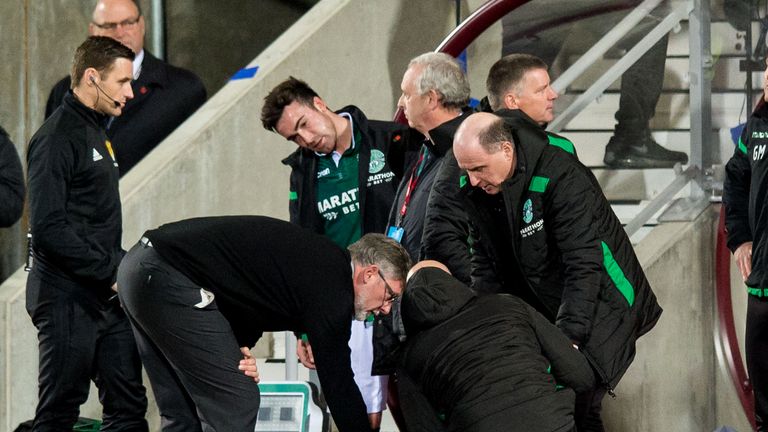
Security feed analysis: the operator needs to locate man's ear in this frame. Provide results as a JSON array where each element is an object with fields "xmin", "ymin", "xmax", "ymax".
[
  {"xmin": 427, "ymin": 89, "xmax": 442, "ymax": 110},
  {"xmin": 501, "ymin": 141, "xmax": 515, "ymax": 161},
  {"xmin": 312, "ymin": 96, "xmax": 327, "ymax": 112},
  {"xmin": 504, "ymin": 92, "xmax": 519, "ymax": 110}
]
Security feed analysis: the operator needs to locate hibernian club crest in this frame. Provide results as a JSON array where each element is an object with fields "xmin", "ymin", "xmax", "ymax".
[
  {"xmin": 523, "ymin": 198, "xmax": 533, "ymax": 224},
  {"xmin": 369, "ymin": 149, "xmax": 385, "ymax": 174}
]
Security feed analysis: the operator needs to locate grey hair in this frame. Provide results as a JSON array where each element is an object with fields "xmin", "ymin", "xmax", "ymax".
[
  {"xmin": 348, "ymin": 233, "xmax": 412, "ymax": 282},
  {"xmin": 408, "ymin": 52, "xmax": 470, "ymax": 110}
]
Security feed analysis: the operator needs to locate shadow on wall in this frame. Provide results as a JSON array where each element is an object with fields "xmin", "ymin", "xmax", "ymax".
[
  {"xmin": 387, "ymin": 1, "xmax": 466, "ymax": 114},
  {"xmin": 166, "ymin": 0, "xmax": 319, "ymax": 96}
]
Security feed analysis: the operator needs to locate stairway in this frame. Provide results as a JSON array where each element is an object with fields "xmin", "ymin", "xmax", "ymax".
[{"xmin": 551, "ymin": 9, "xmax": 763, "ymax": 240}]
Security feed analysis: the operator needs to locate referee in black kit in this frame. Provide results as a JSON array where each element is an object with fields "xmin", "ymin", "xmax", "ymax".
[
  {"xmin": 117, "ymin": 215, "xmax": 411, "ymax": 432},
  {"xmin": 25, "ymin": 36, "xmax": 147, "ymax": 431}
]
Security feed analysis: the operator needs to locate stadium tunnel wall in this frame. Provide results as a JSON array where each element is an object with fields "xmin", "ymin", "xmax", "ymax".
[
  {"xmin": 0, "ymin": 0, "xmax": 751, "ymax": 430},
  {"xmin": 0, "ymin": 0, "xmax": 465, "ymax": 429}
]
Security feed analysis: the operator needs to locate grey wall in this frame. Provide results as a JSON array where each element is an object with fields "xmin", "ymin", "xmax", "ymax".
[
  {"xmin": 165, "ymin": 0, "xmax": 318, "ymax": 96},
  {"xmin": 602, "ymin": 206, "xmax": 752, "ymax": 431},
  {"xmin": 0, "ymin": 0, "xmax": 315, "ymax": 284}
]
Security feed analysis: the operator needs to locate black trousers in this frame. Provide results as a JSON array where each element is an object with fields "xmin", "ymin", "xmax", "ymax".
[
  {"xmin": 25, "ymin": 272, "xmax": 148, "ymax": 432},
  {"xmin": 117, "ymin": 241, "xmax": 260, "ymax": 432},
  {"xmin": 573, "ymin": 372, "xmax": 607, "ymax": 432},
  {"xmin": 501, "ymin": 13, "xmax": 669, "ymax": 139},
  {"xmin": 747, "ymin": 295, "xmax": 768, "ymax": 430}
]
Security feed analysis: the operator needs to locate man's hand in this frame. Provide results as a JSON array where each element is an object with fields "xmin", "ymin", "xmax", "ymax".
[
  {"xmin": 735, "ymin": 241, "xmax": 753, "ymax": 282},
  {"xmin": 297, "ymin": 338, "xmax": 316, "ymax": 369},
  {"xmin": 238, "ymin": 346, "xmax": 260, "ymax": 383}
]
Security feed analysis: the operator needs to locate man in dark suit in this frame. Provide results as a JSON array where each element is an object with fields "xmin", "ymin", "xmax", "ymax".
[{"xmin": 45, "ymin": 0, "xmax": 206, "ymax": 176}]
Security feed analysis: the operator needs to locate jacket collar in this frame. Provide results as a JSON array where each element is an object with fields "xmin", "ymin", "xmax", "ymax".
[
  {"xmin": 426, "ymin": 111, "xmax": 468, "ymax": 157},
  {"xmin": 494, "ymin": 109, "xmax": 549, "ymax": 192},
  {"xmin": 63, "ymin": 90, "xmax": 110, "ymax": 129}
]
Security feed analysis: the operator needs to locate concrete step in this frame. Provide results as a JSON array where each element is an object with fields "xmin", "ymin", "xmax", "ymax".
[
  {"xmin": 564, "ymin": 57, "xmax": 763, "ymax": 93},
  {"xmin": 561, "ymin": 129, "xmax": 731, "ymax": 167},
  {"xmin": 553, "ymin": 92, "xmax": 752, "ymax": 130}
]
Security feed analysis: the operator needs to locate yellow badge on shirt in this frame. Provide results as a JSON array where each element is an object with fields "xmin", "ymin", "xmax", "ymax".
[{"xmin": 105, "ymin": 140, "xmax": 116, "ymax": 162}]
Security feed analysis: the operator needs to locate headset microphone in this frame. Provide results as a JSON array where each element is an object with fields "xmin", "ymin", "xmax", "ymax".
[{"xmin": 89, "ymin": 76, "xmax": 121, "ymax": 108}]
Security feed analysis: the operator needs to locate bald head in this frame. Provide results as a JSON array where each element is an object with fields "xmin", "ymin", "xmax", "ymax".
[
  {"xmin": 90, "ymin": 0, "xmax": 145, "ymax": 54},
  {"xmin": 407, "ymin": 260, "xmax": 451, "ymax": 282},
  {"xmin": 453, "ymin": 113, "xmax": 516, "ymax": 195}
]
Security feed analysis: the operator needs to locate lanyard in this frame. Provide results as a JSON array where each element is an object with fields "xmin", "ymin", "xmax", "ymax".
[{"xmin": 396, "ymin": 144, "xmax": 430, "ymax": 226}]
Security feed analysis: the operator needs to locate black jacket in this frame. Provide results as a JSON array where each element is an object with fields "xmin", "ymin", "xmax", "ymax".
[
  {"xmin": 282, "ymin": 105, "xmax": 419, "ymax": 235},
  {"xmin": 0, "ymin": 126, "xmax": 24, "ymax": 227},
  {"xmin": 45, "ymin": 51, "xmax": 206, "ymax": 176},
  {"xmin": 460, "ymin": 110, "xmax": 662, "ymax": 389},
  {"xmin": 725, "ymin": 101, "xmax": 768, "ymax": 291},
  {"xmin": 28, "ymin": 92, "xmax": 123, "ymax": 300},
  {"xmin": 398, "ymin": 267, "xmax": 594, "ymax": 432},
  {"xmin": 386, "ymin": 114, "xmax": 466, "ymax": 260},
  {"xmin": 421, "ymin": 110, "xmax": 577, "ymax": 284}
]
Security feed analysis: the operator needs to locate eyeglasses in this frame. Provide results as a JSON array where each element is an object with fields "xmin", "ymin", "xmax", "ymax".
[
  {"xmin": 378, "ymin": 270, "xmax": 400, "ymax": 305},
  {"xmin": 92, "ymin": 16, "xmax": 141, "ymax": 31}
]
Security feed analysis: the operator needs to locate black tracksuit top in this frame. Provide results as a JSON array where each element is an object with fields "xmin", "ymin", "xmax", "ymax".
[
  {"xmin": 27, "ymin": 91, "xmax": 122, "ymax": 294},
  {"xmin": 725, "ymin": 102, "xmax": 768, "ymax": 291},
  {"xmin": 144, "ymin": 215, "xmax": 370, "ymax": 432}
]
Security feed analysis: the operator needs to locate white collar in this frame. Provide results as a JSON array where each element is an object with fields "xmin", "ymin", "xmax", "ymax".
[{"xmin": 133, "ymin": 50, "xmax": 145, "ymax": 80}]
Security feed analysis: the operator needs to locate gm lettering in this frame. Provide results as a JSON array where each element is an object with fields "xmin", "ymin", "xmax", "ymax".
[{"xmin": 754, "ymin": 144, "xmax": 767, "ymax": 161}]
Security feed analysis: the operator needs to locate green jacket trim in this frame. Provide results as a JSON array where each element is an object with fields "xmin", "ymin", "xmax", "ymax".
[
  {"xmin": 460, "ymin": 174, "xmax": 468, "ymax": 189},
  {"xmin": 529, "ymin": 176, "xmax": 550, "ymax": 193},
  {"xmin": 548, "ymin": 135, "xmax": 575, "ymax": 155},
  {"xmin": 747, "ymin": 287, "xmax": 768, "ymax": 297},
  {"xmin": 289, "ymin": 191, "xmax": 298, "ymax": 200},
  {"xmin": 738, "ymin": 136, "xmax": 748, "ymax": 155},
  {"xmin": 601, "ymin": 241, "xmax": 635, "ymax": 307}
]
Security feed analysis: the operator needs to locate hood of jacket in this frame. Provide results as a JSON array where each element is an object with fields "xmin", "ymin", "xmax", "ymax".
[{"xmin": 401, "ymin": 267, "xmax": 476, "ymax": 335}]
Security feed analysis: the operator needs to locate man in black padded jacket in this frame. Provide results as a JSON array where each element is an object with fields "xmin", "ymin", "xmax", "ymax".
[
  {"xmin": 453, "ymin": 112, "xmax": 662, "ymax": 431},
  {"xmin": 397, "ymin": 262, "xmax": 594, "ymax": 432}
]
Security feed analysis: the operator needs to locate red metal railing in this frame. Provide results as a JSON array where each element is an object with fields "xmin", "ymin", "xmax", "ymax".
[
  {"xmin": 392, "ymin": 0, "xmax": 758, "ymax": 426},
  {"xmin": 716, "ymin": 205, "xmax": 756, "ymax": 430}
]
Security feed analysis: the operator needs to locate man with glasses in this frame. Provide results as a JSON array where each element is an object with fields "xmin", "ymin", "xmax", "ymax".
[
  {"xmin": 45, "ymin": 0, "xmax": 206, "ymax": 176},
  {"xmin": 117, "ymin": 216, "xmax": 411, "ymax": 431}
]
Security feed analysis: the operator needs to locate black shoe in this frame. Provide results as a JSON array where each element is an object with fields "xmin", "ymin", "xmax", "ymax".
[{"xmin": 603, "ymin": 134, "xmax": 688, "ymax": 168}]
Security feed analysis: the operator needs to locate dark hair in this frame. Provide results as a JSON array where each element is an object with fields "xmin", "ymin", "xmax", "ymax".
[
  {"xmin": 70, "ymin": 36, "xmax": 135, "ymax": 87},
  {"xmin": 477, "ymin": 116, "xmax": 514, "ymax": 153},
  {"xmin": 261, "ymin": 77, "xmax": 320, "ymax": 131},
  {"xmin": 486, "ymin": 54, "xmax": 548, "ymax": 111}
]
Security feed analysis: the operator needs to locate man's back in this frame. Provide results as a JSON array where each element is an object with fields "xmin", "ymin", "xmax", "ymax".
[{"xmin": 399, "ymin": 268, "xmax": 594, "ymax": 432}]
